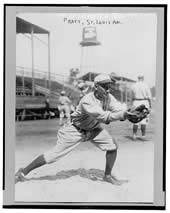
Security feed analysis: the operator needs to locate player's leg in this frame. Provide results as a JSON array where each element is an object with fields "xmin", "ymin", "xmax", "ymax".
[
  {"xmin": 15, "ymin": 124, "xmax": 83, "ymax": 183},
  {"xmin": 59, "ymin": 107, "xmax": 64, "ymax": 126},
  {"xmin": 140, "ymin": 124, "xmax": 147, "ymax": 141},
  {"xmin": 105, "ymin": 149, "xmax": 117, "ymax": 176},
  {"xmin": 141, "ymin": 124, "xmax": 146, "ymax": 136},
  {"xmin": 104, "ymin": 149, "xmax": 128, "ymax": 185},
  {"xmin": 139, "ymin": 100, "xmax": 149, "ymax": 140},
  {"xmin": 133, "ymin": 124, "xmax": 138, "ymax": 141},
  {"xmin": 140, "ymin": 115, "xmax": 149, "ymax": 140},
  {"xmin": 91, "ymin": 128, "xmax": 128, "ymax": 185},
  {"xmin": 132, "ymin": 100, "xmax": 140, "ymax": 141},
  {"xmin": 44, "ymin": 125, "xmax": 82, "ymax": 164},
  {"xmin": 15, "ymin": 154, "xmax": 46, "ymax": 182},
  {"xmin": 65, "ymin": 105, "xmax": 71, "ymax": 124}
]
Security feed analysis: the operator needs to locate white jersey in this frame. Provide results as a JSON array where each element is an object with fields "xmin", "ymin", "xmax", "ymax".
[
  {"xmin": 71, "ymin": 92, "xmax": 126, "ymax": 131},
  {"xmin": 58, "ymin": 96, "xmax": 71, "ymax": 106},
  {"xmin": 131, "ymin": 81, "xmax": 151, "ymax": 100},
  {"xmin": 131, "ymin": 81, "xmax": 151, "ymax": 124}
]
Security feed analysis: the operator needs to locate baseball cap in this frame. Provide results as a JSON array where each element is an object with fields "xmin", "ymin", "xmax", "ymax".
[
  {"xmin": 60, "ymin": 90, "xmax": 66, "ymax": 95},
  {"xmin": 94, "ymin": 74, "xmax": 113, "ymax": 84}
]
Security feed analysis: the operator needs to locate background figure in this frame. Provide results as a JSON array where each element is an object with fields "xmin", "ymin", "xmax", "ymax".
[
  {"xmin": 130, "ymin": 75, "xmax": 152, "ymax": 141},
  {"xmin": 44, "ymin": 98, "xmax": 50, "ymax": 119},
  {"xmin": 58, "ymin": 90, "xmax": 72, "ymax": 125}
]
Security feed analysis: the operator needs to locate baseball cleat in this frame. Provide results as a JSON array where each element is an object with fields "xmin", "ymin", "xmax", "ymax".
[
  {"xmin": 103, "ymin": 175, "xmax": 128, "ymax": 185},
  {"xmin": 112, "ymin": 175, "xmax": 129, "ymax": 184},
  {"xmin": 103, "ymin": 175, "xmax": 122, "ymax": 185},
  {"xmin": 15, "ymin": 168, "xmax": 26, "ymax": 183}
]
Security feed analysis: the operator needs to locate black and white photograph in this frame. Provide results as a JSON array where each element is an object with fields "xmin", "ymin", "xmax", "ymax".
[{"xmin": 3, "ymin": 4, "xmax": 166, "ymax": 209}]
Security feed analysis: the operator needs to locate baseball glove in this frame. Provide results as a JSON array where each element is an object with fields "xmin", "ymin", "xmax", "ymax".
[{"xmin": 126, "ymin": 104, "xmax": 150, "ymax": 123}]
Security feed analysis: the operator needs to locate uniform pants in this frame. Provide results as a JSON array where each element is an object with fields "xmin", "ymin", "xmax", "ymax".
[{"xmin": 44, "ymin": 124, "xmax": 117, "ymax": 164}]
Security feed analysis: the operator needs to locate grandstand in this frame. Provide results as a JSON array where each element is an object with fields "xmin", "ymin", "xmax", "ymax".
[
  {"xmin": 16, "ymin": 69, "xmax": 81, "ymax": 121},
  {"xmin": 16, "ymin": 17, "xmax": 80, "ymax": 121}
]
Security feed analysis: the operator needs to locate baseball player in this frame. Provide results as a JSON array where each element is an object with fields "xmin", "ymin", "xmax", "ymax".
[
  {"xmin": 130, "ymin": 75, "xmax": 152, "ymax": 141},
  {"xmin": 44, "ymin": 98, "xmax": 50, "ymax": 119},
  {"xmin": 15, "ymin": 74, "xmax": 129, "ymax": 185},
  {"xmin": 58, "ymin": 90, "xmax": 72, "ymax": 125}
]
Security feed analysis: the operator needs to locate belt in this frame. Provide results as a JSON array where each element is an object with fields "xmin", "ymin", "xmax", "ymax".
[
  {"xmin": 133, "ymin": 98, "xmax": 149, "ymax": 101},
  {"xmin": 71, "ymin": 123, "xmax": 103, "ymax": 141},
  {"xmin": 72, "ymin": 123, "xmax": 87, "ymax": 134}
]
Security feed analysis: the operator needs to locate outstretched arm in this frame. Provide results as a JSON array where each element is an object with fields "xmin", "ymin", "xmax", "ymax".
[{"xmin": 82, "ymin": 100, "xmax": 126, "ymax": 124}]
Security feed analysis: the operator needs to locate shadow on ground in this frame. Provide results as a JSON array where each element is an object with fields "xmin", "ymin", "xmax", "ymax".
[
  {"xmin": 25, "ymin": 168, "xmax": 105, "ymax": 182},
  {"xmin": 124, "ymin": 135, "xmax": 134, "ymax": 141},
  {"xmin": 124, "ymin": 135, "xmax": 149, "ymax": 142}
]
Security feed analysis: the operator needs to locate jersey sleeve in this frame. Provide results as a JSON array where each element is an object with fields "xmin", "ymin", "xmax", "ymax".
[
  {"xmin": 108, "ymin": 94, "xmax": 127, "ymax": 112},
  {"xmin": 81, "ymin": 95, "xmax": 125, "ymax": 123}
]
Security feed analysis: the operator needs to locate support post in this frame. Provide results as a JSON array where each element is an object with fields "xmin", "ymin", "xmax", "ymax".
[
  {"xmin": 121, "ymin": 79, "xmax": 123, "ymax": 103},
  {"xmin": 125, "ymin": 86, "xmax": 127, "ymax": 104},
  {"xmin": 22, "ymin": 67, "xmax": 25, "ymax": 95},
  {"xmin": 80, "ymin": 47, "xmax": 84, "ymax": 75},
  {"xmin": 31, "ymin": 27, "xmax": 35, "ymax": 96},
  {"xmin": 48, "ymin": 33, "xmax": 51, "ymax": 94}
]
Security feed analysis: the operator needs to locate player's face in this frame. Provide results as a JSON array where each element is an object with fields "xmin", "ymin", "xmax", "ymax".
[
  {"xmin": 97, "ymin": 83, "xmax": 112, "ymax": 97},
  {"xmin": 100, "ymin": 83, "xmax": 112, "ymax": 91}
]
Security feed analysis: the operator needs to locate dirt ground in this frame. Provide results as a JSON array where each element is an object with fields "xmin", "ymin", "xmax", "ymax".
[{"xmin": 15, "ymin": 112, "xmax": 155, "ymax": 203}]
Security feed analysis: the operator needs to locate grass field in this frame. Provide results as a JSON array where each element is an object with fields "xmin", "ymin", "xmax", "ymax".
[{"xmin": 15, "ymin": 112, "xmax": 155, "ymax": 203}]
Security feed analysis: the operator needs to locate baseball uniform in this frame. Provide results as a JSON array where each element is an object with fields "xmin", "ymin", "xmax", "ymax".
[
  {"xmin": 131, "ymin": 81, "xmax": 151, "ymax": 125},
  {"xmin": 44, "ymin": 92, "xmax": 126, "ymax": 164},
  {"xmin": 15, "ymin": 74, "xmax": 129, "ymax": 185},
  {"xmin": 58, "ymin": 95, "xmax": 71, "ymax": 125}
]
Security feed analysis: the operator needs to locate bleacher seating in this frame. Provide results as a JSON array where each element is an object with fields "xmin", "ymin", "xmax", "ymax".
[{"xmin": 16, "ymin": 75, "xmax": 80, "ymax": 109}]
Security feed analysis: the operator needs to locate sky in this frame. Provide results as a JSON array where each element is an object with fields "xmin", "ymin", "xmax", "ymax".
[{"xmin": 16, "ymin": 13, "xmax": 157, "ymax": 87}]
